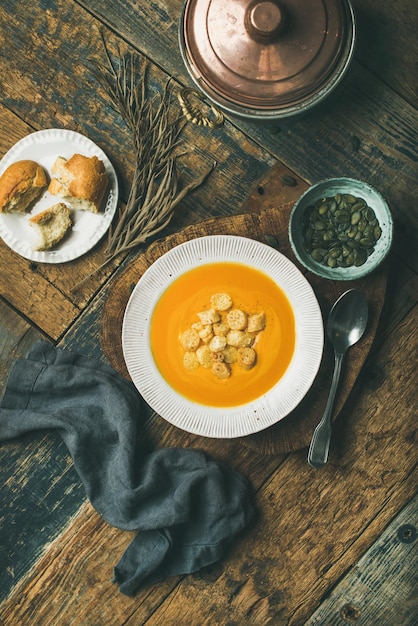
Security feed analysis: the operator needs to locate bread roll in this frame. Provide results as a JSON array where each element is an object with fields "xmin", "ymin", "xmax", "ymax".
[
  {"xmin": 29, "ymin": 202, "xmax": 72, "ymax": 251},
  {"xmin": 0, "ymin": 160, "xmax": 47, "ymax": 213},
  {"xmin": 48, "ymin": 154, "xmax": 108, "ymax": 213}
]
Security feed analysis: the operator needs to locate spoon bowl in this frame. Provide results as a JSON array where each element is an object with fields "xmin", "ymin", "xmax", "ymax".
[
  {"xmin": 329, "ymin": 291, "xmax": 368, "ymax": 352},
  {"xmin": 308, "ymin": 289, "xmax": 368, "ymax": 468}
]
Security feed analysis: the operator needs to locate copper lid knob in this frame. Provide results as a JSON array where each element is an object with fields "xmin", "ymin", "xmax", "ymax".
[{"xmin": 245, "ymin": 1, "xmax": 286, "ymax": 42}]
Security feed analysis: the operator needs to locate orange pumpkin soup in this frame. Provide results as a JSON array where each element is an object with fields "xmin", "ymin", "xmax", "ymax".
[{"xmin": 150, "ymin": 262, "xmax": 295, "ymax": 407}]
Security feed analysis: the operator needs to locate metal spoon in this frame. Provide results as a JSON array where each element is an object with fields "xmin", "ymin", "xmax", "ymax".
[{"xmin": 308, "ymin": 289, "xmax": 368, "ymax": 468}]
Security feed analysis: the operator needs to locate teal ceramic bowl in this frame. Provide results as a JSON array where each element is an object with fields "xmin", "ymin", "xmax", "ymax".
[{"xmin": 288, "ymin": 178, "xmax": 393, "ymax": 280}]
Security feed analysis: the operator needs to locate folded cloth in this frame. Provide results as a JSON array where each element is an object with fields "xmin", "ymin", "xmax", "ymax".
[{"xmin": 0, "ymin": 341, "xmax": 254, "ymax": 595}]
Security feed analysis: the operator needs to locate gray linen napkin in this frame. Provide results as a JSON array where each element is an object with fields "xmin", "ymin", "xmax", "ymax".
[{"xmin": 0, "ymin": 341, "xmax": 254, "ymax": 595}]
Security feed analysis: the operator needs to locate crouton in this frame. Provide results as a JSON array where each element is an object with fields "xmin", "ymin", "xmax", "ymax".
[
  {"xmin": 180, "ymin": 329, "xmax": 200, "ymax": 351},
  {"xmin": 226, "ymin": 309, "xmax": 247, "ymax": 330},
  {"xmin": 226, "ymin": 330, "xmax": 253, "ymax": 348},
  {"xmin": 210, "ymin": 292, "xmax": 233, "ymax": 311},
  {"xmin": 197, "ymin": 308, "xmax": 220, "ymax": 325},
  {"xmin": 211, "ymin": 362, "xmax": 231, "ymax": 379},
  {"xmin": 196, "ymin": 345, "xmax": 213, "ymax": 368},
  {"xmin": 237, "ymin": 347, "xmax": 257, "ymax": 370},
  {"xmin": 247, "ymin": 312, "xmax": 266, "ymax": 333},
  {"xmin": 209, "ymin": 335, "xmax": 227, "ymax": 352},
  {"xmin": 183, "ymin": 351, "xmax": 200, "ymax": 370}
]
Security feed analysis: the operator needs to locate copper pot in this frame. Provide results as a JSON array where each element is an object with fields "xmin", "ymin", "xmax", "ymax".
[{"xmin": 179, "ymin": 0, "xmax": 356, "ymax": 121}]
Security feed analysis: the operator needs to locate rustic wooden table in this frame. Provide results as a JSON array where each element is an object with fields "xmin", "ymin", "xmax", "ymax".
[{"xmin": 0, "ymin": 1, "xmax": 417, "ymax": 625}]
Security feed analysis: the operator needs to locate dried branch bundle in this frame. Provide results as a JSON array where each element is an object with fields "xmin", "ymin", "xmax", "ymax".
[{"xmin": 77, "ymin": 36, "xmax": 215, "ymax": 285}]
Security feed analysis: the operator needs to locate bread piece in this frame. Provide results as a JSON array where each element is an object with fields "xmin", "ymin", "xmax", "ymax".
[
  {"xmin": 48, "ymin": 154, "xmax": 108, "ymax": 213},
  {"xmin": 237, "ymin": 347, "xmax": 257, "ymax": 370},
  {"xmin": 183, "ymin": 351, "xmax": 199, "ymax": 370},
  {"xmin": 211, "ymin": 362, "xmax": 231, "ymax": 379},
  {"xmin": 226, "ymin": 309, "xmax": 248, "ymax": 330},
  {"xmin": 196, "ymin": 345, "xmax": 213, "ymax": 368},
  {"xmin": 197, "ymin": 308, "xmax": 220, "ymax": 325},
  {"xmin": 209, "ymin": 335, "xmax": 227, "ymax": 352},
  {"xmin": 0, "ymin": 160, "xmax": 47, "ymax": 213},
  {"xmin": 226, "ymin": 330, "xmax": 253, "ymax": 348},
  {"xmin": 29, "ymin": 203, "xmax": 72, "ymax": 251},
  {"xmin": 247, "ymin": 312, "xmax": 266, "ymax": 333},
  {"xmin": 213, "ymin": 322, "xmax": 229, "ymax": 337},
  {"xmin": 180, "ymin": 328, "xmax": 200, "ymax": 351},
  {"xmin": 222, "ymin": 346, "xmax": 237, "ymax": 364},
  {"xmin": 210, "ymin": 292, "xmax": 233, "ymax": 311},
  {"xmin": 198, "ymin": 325, "xmax": 213, "ymax": 343}
]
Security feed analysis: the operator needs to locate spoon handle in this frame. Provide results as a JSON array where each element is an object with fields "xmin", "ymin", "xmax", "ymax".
[{"xmin": 308, "ymin": 351, "xmax": 344, "ymax": 468}]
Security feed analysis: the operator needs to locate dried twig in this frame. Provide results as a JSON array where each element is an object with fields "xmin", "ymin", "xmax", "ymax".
[{"xmin": 75, "ymin": 36, "xmax": 215, "ymax": 287}]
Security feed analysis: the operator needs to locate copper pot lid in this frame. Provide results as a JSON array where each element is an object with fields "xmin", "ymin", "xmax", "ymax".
[{"xmin": 180, "ymin": 0, "xmax": 356, "ymax": 118}]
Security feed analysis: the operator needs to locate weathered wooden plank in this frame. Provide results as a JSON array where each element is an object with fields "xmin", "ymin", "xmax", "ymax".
[
  {"xmin": 0, "ymin": 282, "xmax": 415, "ymax": 624},
  {"xmin": 1, "ymin": 158, "xmax": 416, "ymax": 615},
  {"xmin": 133, "ymin": 314, "xmax": 417, "ymax": 626},
  {"xmin": 243, "ymin": 163, "xmax": 418, "ymax": 350},
  {"xmin": 304, "ymin": 495, "xmax": 418, "ymax": 626},
  {"xmin": 77, "ymin": 0, "xmax": 418, "ymax": 272},
  {"xmin": 81, "ymin": 0, "xmax": 418, "ymax": 104},
  {"xmin": 0, "ymin": 502, "xmax": 168, "ymax": 625},
  {"xmin": 1, "ymin": 1, "xmax": 416, "ymax": 277},
  {"xmin": 0, "ymin": 0, "xmax": 277, "ymax": 217},
  {"xmin": 0, "ymin": 241, "xmax": 82, "ymax": 339},
  {"xmin": 0, "ymin": 299, "xmax": 39, "ymax": 389},
  {"xmin": 353, "ymin": 0, "xmax": 418, "ymax": 107},
  {"xmin": 0, "ymin": 2, "xmax": 416, "ymax": 624},
  {"xmin": 0, "ymin": 439, "xmax": 282, "ymax": 623},
  {"xmin": 0, "ymin": 431, "xmax": 86, "ymax": 602},
  {"xmin": 0, "ymin": 105, "xmax": 34, "ymax": 157},
  {"xmin": 0, "ymin": 278, "xmax": 283, "ymax": 606},
  {"xmin": 0, "ymin": 105, "xmax": 87, "ymax": 338},
  {"xmin": 0, "ymin": 0, "xmax": 284, "ymax": 309},
  {"xmin": 0, "ymin": 302, "xmax": 86, "ymax": 602}
]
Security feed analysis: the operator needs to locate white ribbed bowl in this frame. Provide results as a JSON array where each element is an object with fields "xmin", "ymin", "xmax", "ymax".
[{"xmin": 122, "ymin": 235, "xmax": 324, "ymax": 438}]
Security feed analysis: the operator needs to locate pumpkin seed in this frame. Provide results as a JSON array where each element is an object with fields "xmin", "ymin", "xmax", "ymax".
[
  {"xmin": 358, "ymin": 217, "xmax": 367, "ymax": 232},
  {"xmin": 343, "ymin": 194, "xmax": 356, "ymax": 204},
  {"xmin": 363, "ymin": 224, "xmax": 375, "ymax": 238},
  {"xmin": 329, "ymin": 247, "xmax": 341, "ymax": 258},
  {"xmin": 360, "ymin": 237, "xmax": 374, "ymax": 247},
  {"xmin": 282, "ymin": 174, "xmax": 297, "ymax": 187},
  {"xmin": 355, "ymin": 249, "xmax": 368, "ymax": 266},
  {"xmin": 311, "ymin": 248, "xmax": 326, "ymax": 261},
  {"xmin": 346, "ymin": 251, "xmax": 357, "ymax": 265},
  {"xmin": 335, "ymin": 210, "xmax": 350, "ymax": 223},
  {"xmin": 301, "ymin": 190, "xmax": 382, "ymax": 270},
  {"xmin": 366, "ymin": 207, "xmax": 376, "ymax": 221}
]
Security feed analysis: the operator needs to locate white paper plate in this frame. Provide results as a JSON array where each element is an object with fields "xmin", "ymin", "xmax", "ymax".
[
  {"xmin": 0, "ymin": 129, "xmax": 118, "ymax": 263},
  {"xmin": 122, "ymin": 235, "xmax": 324, "ymax": 438}
]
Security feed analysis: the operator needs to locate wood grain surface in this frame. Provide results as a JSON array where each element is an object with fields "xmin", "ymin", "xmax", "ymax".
[
  {"xmin": 0, "ymin": 0, "xmax": 417, "ymax": 624},
  {"xmin": 100, "ymin": 202, "xmax": 388, "ymax": 454}
]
